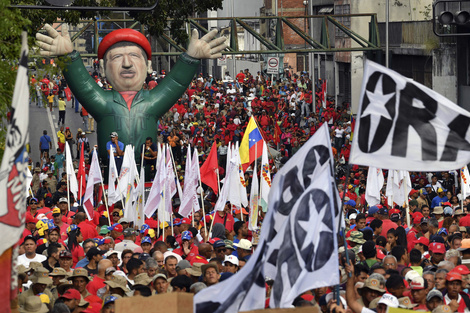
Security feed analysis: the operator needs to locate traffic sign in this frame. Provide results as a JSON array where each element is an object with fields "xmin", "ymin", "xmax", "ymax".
[
  {"xmin": 217, "ymin": 56, "xmax": 227, "ymax": 66},
  {"xmin": 267, "ymin": 57, "xmax": 279, "ymax": 74}
]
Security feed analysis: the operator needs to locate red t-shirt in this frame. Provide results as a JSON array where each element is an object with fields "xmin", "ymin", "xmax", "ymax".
[
  {"xmin": 211, "ymin": 212, "xmax": 235, "ymax": 233},
  {"xmin": 380, "ymin": 219, "xmax": 399, "ymax": 238},
  {"xmin": 78, "ymin": 221, "xmax": 98, "ymax": 241},
  {"xmin": 72, "ymin": 245, "xmax": 84, "ymax": 268},
  {"xmin": 86, "ymin": 275, "xmax": 105, "ymax": 296},
  {"xmin": 236, "ymin": 72, "xmax": 245, "ymax": 83}
]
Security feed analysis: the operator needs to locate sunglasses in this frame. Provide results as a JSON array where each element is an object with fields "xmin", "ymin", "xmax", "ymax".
[
  {"xmin": 52, "ymin": 214, "xmax": 61, "ymax": 217},
  {"xmin": 217, "ymin": 248, "xmax": 226, "ymax": 252},
  {"xmin": 112, "ymin": 213, "xmax": 120, "ymax": 217}
]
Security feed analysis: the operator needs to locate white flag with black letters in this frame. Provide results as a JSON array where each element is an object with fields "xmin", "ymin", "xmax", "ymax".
[
  {"xmin": 193, "ymin": 123, "xmax": 341, "ymax": 312},
  {"xmin": 350, "ymin": 60, "xmax": 470, "ymax": 171}
]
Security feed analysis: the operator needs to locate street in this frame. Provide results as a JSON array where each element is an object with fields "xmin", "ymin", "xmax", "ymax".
[{"xmin": 28, "ymin": 98, "xmax": 97, "ymax": 166}]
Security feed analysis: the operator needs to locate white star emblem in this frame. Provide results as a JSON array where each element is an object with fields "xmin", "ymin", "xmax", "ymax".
[
  {"xmin": 294, "ymin": 192, "xmax": 332, "ymax": 265},
  {"xmin": 361, "ymin": 74, "xmax": 396, "ymax": 149}
]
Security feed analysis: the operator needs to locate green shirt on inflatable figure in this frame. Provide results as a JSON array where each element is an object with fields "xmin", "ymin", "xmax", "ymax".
[{"xmin": 36, "ymin": 24, "xmax": 227, "ymax": 164}]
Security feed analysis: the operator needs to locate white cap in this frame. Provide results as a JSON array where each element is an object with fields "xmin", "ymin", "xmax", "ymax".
[
  {"xmin": 378, "ymin": 294, "xmax": 399, "ymax": 308},
  {"xmin": 224, "ymin": 255, "xmax": 239, "ymax": 266},
  {"xmin": 325, "ymin": 292, "xmax": 347, "ymax": 309},
  {"xmin": 349, "ymin": 213, "xmax": 357, "ymax": 220},
  {"xmin": 233, "ymin": 239, "xmax": 253, "ymax": 250},
  {"xmin": 404, "ymin": 270, "xmax": 420, "ymax": 282}
]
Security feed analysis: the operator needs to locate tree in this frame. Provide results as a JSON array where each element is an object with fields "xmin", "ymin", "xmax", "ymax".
[{"xmin": 0, "ymin": 0, "xmax": 32, "ymax": 159}]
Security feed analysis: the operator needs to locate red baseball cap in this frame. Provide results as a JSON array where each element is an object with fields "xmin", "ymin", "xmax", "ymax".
[
  {"xmin": 412, "ymin": 213, "xmax": 424, "ymax": 224},
  {"xmin": 431, "ymin": 243, "xmax": 446, "ymax": 254},
  {"xmin": 82, "ymin": 302, "xmax": 102, "ymax": 313},
  {"xmin": 452, "ymin": 265, "xmax": 470, "ymax": 275},
  {"xmin": 98, "ymin": 28, "xmax": 152, "ymax": 60},
  {"xmin": 60, "ymin": 288, "xmax": 81, "ymax": 300},
  {"xmin": 208, "ymin": 238, "xmax": 221, "ymax": 244},
  {"xmin": 446, "ymin": 272, "xmax": 463, "ymax": 282},
  {"xmin": 107, "ymin": 223, "xmax": 123, "ymax": 233},
  {"xmin": 181, "ymin": 217, "xmax": 192, "ymax": 225},
  {"xmin": 416, "ymin": 237, "xmax": 429, "ymax": 247}
]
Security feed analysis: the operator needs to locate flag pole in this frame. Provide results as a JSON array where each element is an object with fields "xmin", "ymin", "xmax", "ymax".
[
  {"xmin": 100, "ymin": 181, "xmax": 111, "ymax": 225},
  {"xmin": 337, "ymin": 162, "xmax": 352, "ymax": 305},
  {"xmin": 461, "ymin": 169, "xmax": 464, "ymax": 210},
  {"xmin": 66, "ymin": 167, "xmax": 71, "ymax": 213},
  {"xmin": 404, "ymin": 172, "xmax": 410, "ymax": 227},
  {"xmin": 96, "ymin": 148, "xmax": 111, "ymax": 225},
  {"xmin": 200, "ymin": 186, "xmax": 207, "ymax": 233},
  {"xmin": 216, "ymin": 168, "xmax": 221, "ymax": 197},
  {"xmin": 209, "ymin": 207, "xmax": 216, "ymax": 238},
  {"xmin": 139, "ymin": 144, "xmax": 146, "ymax": 226},
  {"xmin": 197, "ymin": 147, "xmax": 208, "ymax": 233},
  {"xmin": 79, "ymin": 142, "xmax": 84, "ymax": 205}
]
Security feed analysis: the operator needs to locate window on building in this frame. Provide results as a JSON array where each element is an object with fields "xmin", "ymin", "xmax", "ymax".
[{"xmin": 335, "ymin": 4, "xmax": 351, "ymax": 38}]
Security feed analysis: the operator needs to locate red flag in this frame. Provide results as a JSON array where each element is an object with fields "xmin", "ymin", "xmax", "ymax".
[
  {"xmin": 200, "ymin": 142, "xmax": 219, "ymax": 195},
  {"xmin": 273, "ymin": 122, "xmax": 282, "ymax": 145},
  {"xmin": 321, "ymin": 79, "xmax": 327, "ymax": 108},
  {"xmin": 76, "ymin": 142, "xmax": 86, "ymax": 200}
]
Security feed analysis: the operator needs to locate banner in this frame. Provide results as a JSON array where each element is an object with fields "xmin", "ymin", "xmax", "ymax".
[
  {"xmin": 107, "ymin": 148, "xmax": 120, "ymax": 206},
  {"xmin": 65, "ymin": 142, "xmax": 78, "ymax": 200},
  {"xmin": 462, "ymin": 166, "xmax": 470, "ymax": 200},
  {"xmin": 200, "ymin": 142, "xmax": 219, "ymax": 194},
  {"xmin": 385, "ymin": 170, "xmax": 411, "ymax": 207},
  {"xmin": 365, "ymin": 167, "xmax": 384, "ymax": 206},
  {"xmin": 144, "ymin": 144, "xmax": 165, "ymax": 218},
  {"xmin": 132, "ymin": 146, "xmax": 145, "ymax": 228},
  {"xmin": 228, "ymin": 142, "xmax": 248, "ymax": 209},
  {"xmin": 83, "ymin": 149, "xmax": 103, "ymax": 220},
  {"xmin": 259, "ymin": 141, "xmax": 271, "ymax": 212},
  {"xmin": 248, "ymin": 157, "xmax": 259, "ymax": 231},
  {"xmin": 351, "ymin": 60, "xmax": 470, "ymax": 171}
]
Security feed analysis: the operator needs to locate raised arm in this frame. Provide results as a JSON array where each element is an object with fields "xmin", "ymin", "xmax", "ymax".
[
  {"xmin": 148, "ymin": 29, "xmax": 227, "ymax": 117},
  {"xmin": 36, "ymin": 24, "xmax": 107, "ymax": 117}
]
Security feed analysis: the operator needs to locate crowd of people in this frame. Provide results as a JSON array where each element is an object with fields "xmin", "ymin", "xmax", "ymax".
[{"xmin": 21, "ymin": 67, "xmax": 470, "ymax": 313}]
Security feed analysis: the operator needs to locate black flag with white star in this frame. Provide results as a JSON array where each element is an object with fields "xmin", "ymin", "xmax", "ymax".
[
  {"xmin": 351, "ymin": 60, "xmax": 470, "ymax": 171},
  {"xmin": 193, "ymin": 124, "xmax": 341, "ymax": 312}
]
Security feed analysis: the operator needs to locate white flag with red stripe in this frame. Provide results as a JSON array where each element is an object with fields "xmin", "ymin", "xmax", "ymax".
[{"xmin": 83, "ymin": 149, "xmax": 103, "ymax": 220}]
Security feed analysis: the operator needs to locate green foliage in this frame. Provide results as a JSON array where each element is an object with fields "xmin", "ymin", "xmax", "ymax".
[
  {"xmin": 0, "ymin": 0, "xmax": 32, "ymax": 157},
  {"xmin": 120, "ymin": 0, "xmax": 224, "ymax": 44}
]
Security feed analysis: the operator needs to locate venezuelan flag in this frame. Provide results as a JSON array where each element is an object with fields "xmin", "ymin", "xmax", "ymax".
[{"xmin": 240, "ymin": 116, "xmax": 264, "ymax": 171}]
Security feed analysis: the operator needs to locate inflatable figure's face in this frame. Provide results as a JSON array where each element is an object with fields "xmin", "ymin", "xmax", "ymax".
[{"xmin": 105, "ymin": 45, "xmax": 147, "ymax": 92}]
